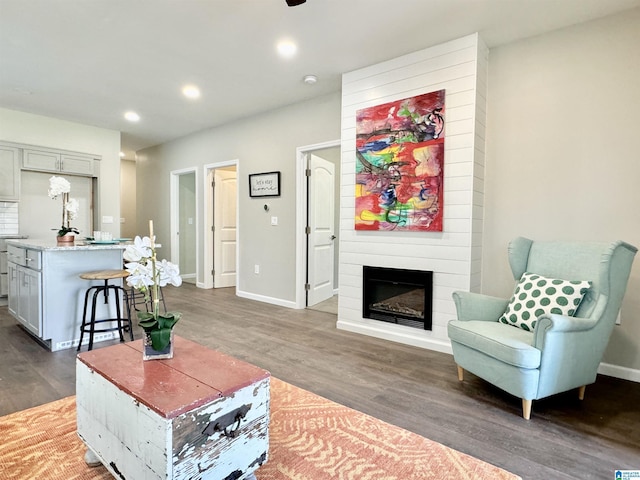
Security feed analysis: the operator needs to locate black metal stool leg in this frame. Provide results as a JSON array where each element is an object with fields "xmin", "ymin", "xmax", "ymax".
[
  {"xmin": 122, "ymin": 289, "xmax": 134, "ymax": 341},
  {"xmin": 88, "ymin": 287, "xmax": 102, "ymax": 351},
  {"xmin": 111, "ymin": 286, "xmax": 122, "ymax": 342},
  {"xmin": 78, "ymin": 286, "xmax": 95, "ymax": 351}
]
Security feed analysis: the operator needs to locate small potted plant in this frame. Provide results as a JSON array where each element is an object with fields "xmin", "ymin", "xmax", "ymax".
[
  {"xmin": 48, "ymin": 176, "xmax": 79, "ymax": 244},
  {"xmin": 123, "ymin": 221, "xmax": 182, "ymax": 360}
]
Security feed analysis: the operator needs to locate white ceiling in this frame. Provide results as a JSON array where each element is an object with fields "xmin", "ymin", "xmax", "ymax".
[{"xmin": 1, "ymin": 0, "xmax": 639, "ymax": 159}]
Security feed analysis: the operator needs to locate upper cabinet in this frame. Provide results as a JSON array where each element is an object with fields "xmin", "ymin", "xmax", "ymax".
[
  {"xmin": 23, "ymin": 148, "xmax": 95, "ymax": 176},
  {"xmin": 60, "ymin": 153, "xmax": 95, "ymax": 175},
  {"xmin": 0, "ymin": 145, "xmax": 21, "ymax": 201}
]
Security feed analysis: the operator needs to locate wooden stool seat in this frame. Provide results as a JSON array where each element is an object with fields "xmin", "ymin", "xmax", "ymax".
[
  {"xmin": 80, "ymin": 269, "xmax": 129, "ymax": 281},
  {"xmin": 77, "ymin": 270, "xmax": 133, "ymax": 351}
]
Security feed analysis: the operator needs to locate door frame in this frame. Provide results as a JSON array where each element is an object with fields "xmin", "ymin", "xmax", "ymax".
[
  {"xmin": 295, "ymin": 139, "xmax": 341, "ymax": 309},
  {"xmin": 203, "ymin": 159, "xmax": 239, "ymax": 290},
  {"xmin": 170, "ymin": 167, "xmax": 199, "ymax": 282}
]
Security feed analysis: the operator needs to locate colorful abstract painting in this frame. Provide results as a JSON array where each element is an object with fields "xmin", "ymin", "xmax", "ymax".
[{"xmin": 355, "ymin": 90, "xmax": 445, "ymax": 231}]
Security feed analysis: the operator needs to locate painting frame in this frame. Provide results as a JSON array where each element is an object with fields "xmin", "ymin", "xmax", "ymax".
[
  {"xmin": 355, "ymin": 89, "xmax": 445, "ymax": 232},
  {"xmin": 249, "ymin": 171, "xmax": 281, "ymax": 198}
]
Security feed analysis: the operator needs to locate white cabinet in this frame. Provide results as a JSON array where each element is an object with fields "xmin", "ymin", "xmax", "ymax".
[
  {"xmin": 7, "ymin": 244, "xmax": 42, "ymax": 336},
  {"xmin": 23, "ymin": 148, "xmax": 95, "ymax": 176},
  {"xmin": 0, "ymin": 247, "xmax": 7, "ymax": 298},
  {"xmin": 60, "ymin": 153, "xmax": 94, "ymax": 175},
  {"xmin": 7, "ymin": 260, "xmax": 18, "ymax": 317},
  {"xmin": 0, "ymin": 239, "xmax": 8, "ymax": 298},
  {"xmin": 0, "ymin": 145, "xmax": 21, "ymax": 201},
  {"xmin": 17, "ymin": 265, "xmax": 42, "ymax": 336},
  {"xmin": 22, "ymin": 148, "xmax": 59, "ymax": 172},
  {"xmin": 0, "ymin": 256, "xmax": 6, "ymax": 297}
]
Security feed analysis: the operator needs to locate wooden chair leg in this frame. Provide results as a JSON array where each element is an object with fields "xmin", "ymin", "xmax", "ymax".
[
  {"xmin": 457, "ymin": 365, "xmax": 464, "ymax": 381},
  {"xmin": 578, "ymin": 385, "xmax": 586, "ymax": 400},
  {"xmin": 522, "ymin": 399, "xmax": 532, "ymax": 420}
]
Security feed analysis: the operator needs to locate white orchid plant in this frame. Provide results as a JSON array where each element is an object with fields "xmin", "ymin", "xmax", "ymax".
[
  {"xmin": 48, "ymin": 176, "xmax": 79, "ymax": 236},
  {"xmin": 124, "ymin": 231, "xmax": 182, "ymax": 351}
]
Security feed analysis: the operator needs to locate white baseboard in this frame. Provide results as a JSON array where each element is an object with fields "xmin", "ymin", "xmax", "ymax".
[
  {"xmin": 336, "ymin": 319, "xmax": 453, "ymax": 354},
  {"xmin": 337, "ymin": 320, "xmax": 640, "ymax": 383},
  {"xmin": 236, "ymin": 289, "xmax": 297, "ymax": 309},
  {"xmin": 184, "ymin": 285, "xmax": 640, "ymax": 383},
  {"xmin": 598, "ymin": 362, "xmax": 640, "ymax": 383}
]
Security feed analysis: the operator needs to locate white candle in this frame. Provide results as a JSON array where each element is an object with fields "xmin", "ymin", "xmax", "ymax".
[{"xmin": 149, "ymin": 220, "xmax": 154, "ymax": 247}]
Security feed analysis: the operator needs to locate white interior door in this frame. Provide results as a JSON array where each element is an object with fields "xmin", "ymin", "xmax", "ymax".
[
  {"xmin": 213, "ymin": 169, "xmax": 237, "ymax": 288},
  {"xmin": 307, "ymin": 154, "xmax": 335, "ymax": 306}
]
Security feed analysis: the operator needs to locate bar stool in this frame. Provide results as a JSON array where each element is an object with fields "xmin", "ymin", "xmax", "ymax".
[
  {"xmin": 77, "ymin": 269, "xmax": 134, "ymax": 351},
  {"xmin": 128, "ymin": 285, "xmax": 167, "ymax": 314}
]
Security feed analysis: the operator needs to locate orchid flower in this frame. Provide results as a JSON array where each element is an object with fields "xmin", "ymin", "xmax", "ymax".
[
  {"xmin": 66, "ymin": 197, "xmax": 79, "ymax": 221},
  {"xmin": 123, "ymin": 236, "xmax": 153, "ymax": 262},
  {"xmin": 48, "ymin": 176, "xmax": 71, "ymax": 199}
]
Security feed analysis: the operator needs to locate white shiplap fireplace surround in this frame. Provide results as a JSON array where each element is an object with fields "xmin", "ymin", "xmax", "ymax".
[{"xmin": 337, "ymin": 34, "xmax": 488, "ymax": 354}]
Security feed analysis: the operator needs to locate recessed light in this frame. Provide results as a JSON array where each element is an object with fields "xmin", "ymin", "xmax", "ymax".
[
  {"xmin": 182, "ymin": 85, "xmax": 201, "ymax": 99},
  {"xmin": 303, "ymin": 75, "xmax": 317, "ymax": 85},
  {"xmin": 124, "ymin": 111, "xmax": 140, "ymax": 122},
  {"xmin": 277, "ymin": 40, "xmax": 297, "ymax": 58}
]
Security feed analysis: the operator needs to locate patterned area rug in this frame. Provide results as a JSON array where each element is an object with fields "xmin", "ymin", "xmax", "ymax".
[{"xmin": 0, "ymin": 378, "xmax": 519, "ymax": 479}]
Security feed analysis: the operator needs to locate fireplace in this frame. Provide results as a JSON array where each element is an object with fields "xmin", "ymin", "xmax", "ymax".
[{"xmin": 362, "ymin": 266, "xmax": 433, "ymax": 330}]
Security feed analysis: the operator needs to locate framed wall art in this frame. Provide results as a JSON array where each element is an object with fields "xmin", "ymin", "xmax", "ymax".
[
  {"xmin": 249, "ymin": 171, "xmax": 281, "ymax": 197},
  {"xmin": 355, "ymin": 89, "xmax": 445, "ymax": 232}
]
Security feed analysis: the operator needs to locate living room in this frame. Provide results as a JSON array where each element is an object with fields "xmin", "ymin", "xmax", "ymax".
[
  {"xmin": 114, "ymin": 7, "xmax": 640, "ymax": 381},
  {"xmin": 1, "ymin": 2, "xmax": 639, "ymax": 479}
]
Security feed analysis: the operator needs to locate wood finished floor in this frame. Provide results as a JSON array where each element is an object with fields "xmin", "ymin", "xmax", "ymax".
[{"xmin": 1, "ymin": 283, "xmax": 638, "ymax": 479}]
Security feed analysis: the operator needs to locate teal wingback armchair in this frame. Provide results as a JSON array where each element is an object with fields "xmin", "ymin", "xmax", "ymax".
[{"xmin": 447, "ymin": 237, "xmax": 637, "ymax": 419}]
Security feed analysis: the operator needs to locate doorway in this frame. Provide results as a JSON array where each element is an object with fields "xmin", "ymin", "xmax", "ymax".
[
  {"xmin": 295, "ymin": 140, "xmax": 341, "ymax": 310},
  {"xmin": 170, "ymin": 169, "xmax": 197, "ymax": 285},
  {"xmin": 203, "ymin": 161, "xmax": 238, "ymax": 289}
]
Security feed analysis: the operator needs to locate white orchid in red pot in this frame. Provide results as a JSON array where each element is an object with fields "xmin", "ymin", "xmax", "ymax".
[{"xmin": 48, "ymin": 176, "xmax": 79, "ymax": 240}]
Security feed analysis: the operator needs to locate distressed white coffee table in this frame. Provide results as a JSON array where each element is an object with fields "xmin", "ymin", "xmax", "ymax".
[{"xmin": 76, "ymin": 336, "xmax": 270, "ymax": 479}]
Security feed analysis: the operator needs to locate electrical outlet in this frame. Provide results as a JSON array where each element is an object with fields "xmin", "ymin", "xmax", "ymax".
[{"xmin": 254, "ymin": 264, "xmax": 260, "ymax": 274}]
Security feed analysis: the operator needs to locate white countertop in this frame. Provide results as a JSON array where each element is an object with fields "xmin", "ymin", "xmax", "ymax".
[{"xmin": 6, "ymin": 238, "xmax": 130, "ymax": 251}]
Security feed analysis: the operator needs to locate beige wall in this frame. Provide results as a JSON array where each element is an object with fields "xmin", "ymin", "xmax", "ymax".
[
  {"xmin": 136, "ymin": 93, "xmax": 341, "ymax": 302},
  {"xmin": 484, "ymin": 9, "xmax": 640, "ymax": 373}
]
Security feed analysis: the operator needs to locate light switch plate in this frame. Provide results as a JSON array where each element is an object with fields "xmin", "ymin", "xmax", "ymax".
[
  {"xmin": 102, "ymin": 216, "xmax": 114, "ymax": 224},
  {"xmin": 271, "ymin": 216, "xmax": 278, "ymax": 226}
]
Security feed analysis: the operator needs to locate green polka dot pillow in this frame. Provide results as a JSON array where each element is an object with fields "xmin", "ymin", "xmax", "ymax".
[{"xmin": 499, "ymin": 272, "xmax": 591, "ymax": 332}]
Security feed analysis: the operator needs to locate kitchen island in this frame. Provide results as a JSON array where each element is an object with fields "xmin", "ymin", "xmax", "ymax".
[{"xmin": 7, "ymin": 238, "xmax": 129, "ymax": 351}]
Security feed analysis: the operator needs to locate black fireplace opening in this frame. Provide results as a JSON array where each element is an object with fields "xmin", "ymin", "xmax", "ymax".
[{"xmin": 363, "ymin": 266, "xmax": 433, "ymax": 330}]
